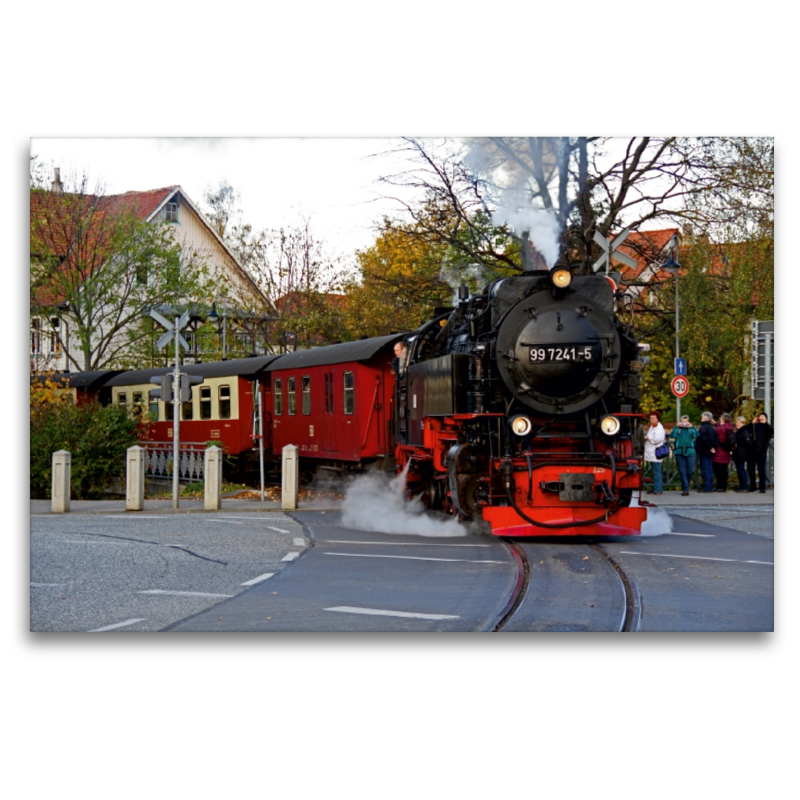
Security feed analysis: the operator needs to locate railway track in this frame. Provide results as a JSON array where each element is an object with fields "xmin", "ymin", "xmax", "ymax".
[{"xmin": 493, "ymin": 539, "xmax": 642, "ymax": 632}]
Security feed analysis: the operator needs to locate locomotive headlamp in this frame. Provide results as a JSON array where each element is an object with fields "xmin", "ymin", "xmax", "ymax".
[
  {"xmin": 600, "ymin": 415, "xmax": 621, "ymax": 436},
  {"xmin": 510, "ymin": 415, "xmax": 533, "ymax": 436},
  {"xmin": 550, "ymin": 267, "xmax": 572, "ymax": 288}
]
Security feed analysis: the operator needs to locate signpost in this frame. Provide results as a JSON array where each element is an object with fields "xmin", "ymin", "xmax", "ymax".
[
  {"xmin": 592, "ymin": 228, "xmax": 638, "ymax": 276},
  {"xmin": 149, "ymin": 308, "xmax": 193, "ymax": 509},
  {"xmin": 675, "ymin": 358, "xmax": 687, "ymax": 376},
  {"xmin": 671, "ymin": 375, "xmax": 690, "ymax": 399}
]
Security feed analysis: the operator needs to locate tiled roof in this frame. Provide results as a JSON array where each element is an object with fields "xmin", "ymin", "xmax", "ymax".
[{"xmin": 615, "ymin": 228, "xmax": 679, "ymax": 282}]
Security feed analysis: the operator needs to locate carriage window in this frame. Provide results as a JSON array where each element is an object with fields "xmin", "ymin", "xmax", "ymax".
[
  {"xmin": 343, "ymin": 372, "xmax": 354, "ymax": 415},
  {"xmin": 288, "ymin": 377, "xmax": 296, "ymax": 415},
  {"xmin": 200, "ymin": 386, "xmax": 212, "ymax": 420},
  {"xmin": 302, "ymin": 376, "xmax": 311, "ymax": 415},
  {"xmin": 182, "ymin": 397, "xmax": 193, "ymax": 420},
  {"xmin": 164, "ymin": 401, "xmax": 174, "ymax": 422},
  {"xmin": 132, "ymin": 392, "xmax": 144, "ymax": 419},
  {"xmin": 219, "ymin": 385, "xmax": 231, "ymax": 419},
  {"xmin": 149, "ymin": 391, "xmax": 159, "ymax": 420},
  {"xmin": 274, "ymin": 379, "xmax": 283, "ymax": 415},
  {"xmin": 118, "ymin": 392, "xmax": 127, "ymax": 409}
]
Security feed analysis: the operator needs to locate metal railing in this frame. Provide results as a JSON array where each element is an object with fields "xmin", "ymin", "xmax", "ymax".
[
  {"xmin": 643, "ymin": 443, "xmax": 774, "ymax": 491},
  {"xmin": 142, "ymin": 442, "xmax": 207, "ymax": 484}
]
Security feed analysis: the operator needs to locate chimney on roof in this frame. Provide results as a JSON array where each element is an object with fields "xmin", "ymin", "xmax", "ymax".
[{"xmin": 51, "ymin": 167, "xmax": 64, "ymax": 193}]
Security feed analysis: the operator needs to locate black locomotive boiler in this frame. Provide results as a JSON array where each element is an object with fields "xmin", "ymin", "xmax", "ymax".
[{"xmin": 394, "ymin": 265, "xmax": 649, "ymax": 537}]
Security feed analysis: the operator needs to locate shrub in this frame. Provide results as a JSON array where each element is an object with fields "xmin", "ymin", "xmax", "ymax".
[{"xmin": 30, "ymin": 378, "xmax": 141, "ymax": 499}]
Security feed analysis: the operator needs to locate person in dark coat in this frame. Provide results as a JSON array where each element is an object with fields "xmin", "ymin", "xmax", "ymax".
[
  {"xmin": 733, "ymin": 416, "xmax": 754, "ymax": 492},
  {"xmin": 695, "ymin": 411, "xmax": 719, "ymax": 493},
  {"xmin": 392, "ymin": 341, "xmax": 407, "ymax": 376},
  {"xmin": 748, "ymin": 412, "xmax": 774, "ymax": 493},
  {"xmin": 712, "ymin": 413, "xmax": 735, "ymax": 492}
]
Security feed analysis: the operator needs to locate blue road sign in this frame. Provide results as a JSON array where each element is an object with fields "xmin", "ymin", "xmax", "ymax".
[{"xmin": 675, "ymin": 358, "xmax": 687, "ymax": 376}]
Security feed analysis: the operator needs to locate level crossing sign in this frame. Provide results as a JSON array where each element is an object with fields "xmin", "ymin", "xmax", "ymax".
[{"xmin": 671, "ymin": 375, "xmax": 690, "ymax": 398}]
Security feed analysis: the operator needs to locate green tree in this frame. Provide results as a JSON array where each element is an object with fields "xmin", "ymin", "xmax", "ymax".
[{"xmin": 30, "ymin": 171, "xmax": 208, "ymax": 371}]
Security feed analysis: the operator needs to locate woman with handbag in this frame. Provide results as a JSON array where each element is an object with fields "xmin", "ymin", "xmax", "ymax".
[{"xmin": 644, "ymin": 411, "xmax": 667, "ymax": 495}]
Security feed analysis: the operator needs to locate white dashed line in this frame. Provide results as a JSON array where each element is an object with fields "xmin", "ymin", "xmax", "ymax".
[
  {"xmin": 281, "ymin": 552, "xmax": 300, "ymax": 562},
  {"xmin": 30, "ymin": 583, "xmax": 65, "ymax": 587},
  {"xmin": 325, "ymin": 606, "xmax": 460, "ymax": 621},
  {"xmin": 138, "ymin": 589, "xmax": 234, "ymax": 598},
  {"xmin": 89, "ymin": 618, "xmax": 146, "ymax": 632},
  {"xmin": 324, "ymin": 552, "xmax": 504, "ymax": 564},
  {"xmin": 267, "ymin": 526, "xmax": 291, "ymax": 533},
  {"xmin": 203, "ymin": 520, "xmax": 245, "ymax": 525},
  {"xmin": 668, "ymin": 533, "xmax": 716, "ymax": 538},
  {"xmin": 619, "ymin": 551, "xmax": 773, "ymax": 565},
  {"xmin": 241, "ymin": 573, "xmax": 276, "ymax": 586},
  {"xmin": 324, "ymin": 540, "xmax": 492, "ymax": 547}
]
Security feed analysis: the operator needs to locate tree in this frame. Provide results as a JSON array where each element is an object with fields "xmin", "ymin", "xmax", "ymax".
[
  {"xmin": 30, "ymin": 170, "xmax": 208, "ymax": 371},
  {"xmin": 202, "ymin": 183, "xmax": 350, "ymax": 351}
]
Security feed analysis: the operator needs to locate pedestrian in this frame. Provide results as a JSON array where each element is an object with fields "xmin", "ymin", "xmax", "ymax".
[
  {"xmin": 644, "ymin": 411, "xmax": 666, "ymax": 495},
  {"xmin": 733, "ymin": 415, "xmax": 754, "ymax": 492},
  {"xmin": 712, "ymin": 413, "xmax": 735, "ymax": 492},
  {"xmin": 669, "ymin": 414, "xmax": 698, "ymax": 495},
  {"xmin": 695, "ymin": 411, "xmax": 719, "ymax": 493},
  {"xmin": 748, "ymin": 412, "xmax": 774, "ymax": 493}
]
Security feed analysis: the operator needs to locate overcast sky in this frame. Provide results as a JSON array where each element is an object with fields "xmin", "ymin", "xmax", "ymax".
[{"xmin": 30, "ymin": 137, "xmax": 422, "ymax": 259}]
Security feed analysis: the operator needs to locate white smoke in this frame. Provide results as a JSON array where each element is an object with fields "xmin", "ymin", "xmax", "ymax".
[
  {"xmin": 341, "ymin": 464, "xmax": 469, "ymax": 538},
  {"xmin": 631, "ymin": 496, "xmax": 675, "ymax": 537},
  {"xmin": 492, "ymin": 205, "xmax": 561, "ymax": 267}
]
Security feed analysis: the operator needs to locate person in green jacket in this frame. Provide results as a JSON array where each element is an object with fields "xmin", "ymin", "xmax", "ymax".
[{"xmin": 670, "ymin": 414, "xmax": 699, "ymax": 495}]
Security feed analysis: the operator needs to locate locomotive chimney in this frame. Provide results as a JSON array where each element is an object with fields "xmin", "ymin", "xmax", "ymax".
[
  {"xmin": 458, "ymin": 285, "xmax": 469, "ymax": 305},
  {"xmin": 521, "ymin": 231, "xmax": 535, "ymax": 272}
]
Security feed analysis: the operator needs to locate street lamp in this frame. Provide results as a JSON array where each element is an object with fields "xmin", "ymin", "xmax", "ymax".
[
  {"xmin": 207, "ymin": 300, "xmax": 227, "ymax": 359},
  {"xmin": 661, "ymin": 235, "xmax": 681, "ymax": 423}
]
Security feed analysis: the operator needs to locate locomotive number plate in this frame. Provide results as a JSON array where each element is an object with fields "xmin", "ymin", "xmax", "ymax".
[{"xmin": 529, "ymin": 346, "xmax": 593, "ymax": 362}]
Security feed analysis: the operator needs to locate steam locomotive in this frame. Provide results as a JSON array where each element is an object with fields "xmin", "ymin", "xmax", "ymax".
[{"xmin": 394, "ymin": 266, "xmax": 649, "ymax": 537}]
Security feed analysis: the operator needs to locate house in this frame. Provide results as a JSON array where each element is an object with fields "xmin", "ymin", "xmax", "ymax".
[{"xmin": 30, "ymin": 173, "xmax": 266, "ymax": 372}]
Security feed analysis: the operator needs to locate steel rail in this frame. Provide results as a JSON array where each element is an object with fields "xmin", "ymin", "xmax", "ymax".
[
  {"xmin": 490, "ymin": 539, "xmax": 531, "ymax": 631},
  {"xmin": 588, "ymin": 543, "xmax": 643, "ymax": 632}
]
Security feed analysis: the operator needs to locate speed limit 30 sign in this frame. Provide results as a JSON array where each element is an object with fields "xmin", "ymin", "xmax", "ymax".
[{"xmin": 671, "ymin": 375, "xmax": 690, "ymax": 398}]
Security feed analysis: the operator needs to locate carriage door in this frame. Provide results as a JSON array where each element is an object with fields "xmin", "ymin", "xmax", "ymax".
[{"xmin": 321, "ymin": 371, "xmax": 337, "ymax": 454}]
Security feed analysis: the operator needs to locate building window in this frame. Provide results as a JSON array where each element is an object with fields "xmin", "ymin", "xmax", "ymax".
[
  {"xmin": 219, "ymin": 385, "xmax": 231, "ymax": 419},
  {"xmin": 287, "ymin": 377, "xmax": 296, "ymax": 415},
  {"xmin": 31, "ymin": 319, "xmax": 42, "ymax": 355},
  {"xmin": 302, "ymin": 376, "xmax": 311, "ymax": 415},
  {"xmin": 49, "ymin": 318, "xmax": 62, "ymax": 354},
  {"xmin": 164, "ymin": 201, "xmax": 179, "ymax": 223},
  {"xmin": 274, "ymin": 379, "xmax": 283, "ymax": 415},
  {"xmin": 200, "ymin": 386, "xmax": 212, "ymax": 420},
  {"xmin": 343, "ymin": 372, "xmax": 354, "ymax": 415}
]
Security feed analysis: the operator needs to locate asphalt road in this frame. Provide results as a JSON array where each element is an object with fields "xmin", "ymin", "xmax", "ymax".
[{"xmin": 30, "ymin": 506, "xmax": 773, "ymax": 633}]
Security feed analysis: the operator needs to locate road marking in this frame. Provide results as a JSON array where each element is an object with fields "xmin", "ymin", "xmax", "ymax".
[
  {"xmin": 267, "ymin": 526, "xmax": 291, "ymax": 533},
  {"xmin": 325, "ymin": 606, "xmax": 460, "ymax": 621},
  {"xmin": 203, "ymin": 520, "xmax": 245, "ymax": 525},
  {"xmin": 30, "ymin": 582, "xmax": 65, "ymax": 587},
  {"xmin": 241, "ymin": 572, "xmax": 276, "ymax": 586},
  {"xmin": 138, "ymin": 590, "xmax": 234, "ymax": 598},
  {"xmin": 668, "ymin": 532, "xmax": 716, "ymax": 538},
  {"xmin": 324, "ymin": 552, "xmax": 504, "ymax": 564},
  {"xmin": 89, "ymin": 618, "xmax": 146, "ymax": 632},
  {"xmin": 293, "ymin": 538, "xmax": 305, "ymax": 546},
  {"xmin": 619, "ymin": 551, "xmax": 773, "ymax": 565},
  {"xmin": 324, "ymin": 540, "xmax": 492, "ymax": 548},
  {"xmin": 281, "ymin": 552, "xmax": 300, "ymax": 561},
  {"xmin": 57, "ymin": 540, "xmax": 125, "ymax": 544}
]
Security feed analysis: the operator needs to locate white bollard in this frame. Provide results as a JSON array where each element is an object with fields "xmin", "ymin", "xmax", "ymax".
[
  {"xmin": 126, "ymin": 445, "xmax": 145, "ymax": 511},
  {"xmin": 282, "ymin": 445, "xmax": 299, "ymax": 510},
  {"xmin": 205, "ymin": 446, "xmax": 223, "ymax": 511},
  {"xmin": 51, "ymin": 450, "xmax": 71, "ymax": 514}
]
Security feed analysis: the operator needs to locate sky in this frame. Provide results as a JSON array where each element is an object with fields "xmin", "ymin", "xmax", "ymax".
[{"xmin": 30, "ymin": 137, "xmax": 423, "ymax": 260}]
